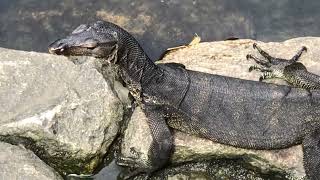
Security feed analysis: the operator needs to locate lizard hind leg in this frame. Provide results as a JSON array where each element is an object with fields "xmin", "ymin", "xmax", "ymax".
[
  {"xmin": 289, "ymin": 46, "xmax": 307, "ymax": 63},
  {"xmin": 302, "ymin": 128, "xmax": 320, "ymax": 180}
]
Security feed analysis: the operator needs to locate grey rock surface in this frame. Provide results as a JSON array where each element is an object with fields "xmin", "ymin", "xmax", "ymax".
[
  {"xmin": 120, "ymin": 37, "xmax": 320, "ymax": 179},
  {"xmin": 132, "ymin": 159, "xmax": 290, "ymax": 180},
  {"xmin": 0, "ymin": 48, "xmax": 124, "ymax": 174},
  {"xmin": 0, "ymin": 141, "xmax": 63, "ymax": 180}
]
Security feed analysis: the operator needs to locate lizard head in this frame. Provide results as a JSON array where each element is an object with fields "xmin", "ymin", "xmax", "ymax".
[{"xmin": 48, "ymin": 21, "xmax": 119, "ymax": 60}]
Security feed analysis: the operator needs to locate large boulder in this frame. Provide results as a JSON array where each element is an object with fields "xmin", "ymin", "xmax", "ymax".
[
  {"xmin": 0, "ymin": 141, "xmax": 63, "ymax": 180},
  {"xmin": 0, "ymin": 48, "xmax": 125, "ymax": 174},
  {"xmin": 120, "ymin": 37, "xmax": 320, "ymax": 179}
]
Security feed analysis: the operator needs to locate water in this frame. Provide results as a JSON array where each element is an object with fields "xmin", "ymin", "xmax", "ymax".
[{"xmin": 1, "ymin": 0, "xmax": 320, "ymax": 60}]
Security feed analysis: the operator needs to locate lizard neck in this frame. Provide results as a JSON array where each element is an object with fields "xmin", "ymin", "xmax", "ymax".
[{"xmin": 116, "ymin": 31, "xmax": 162, "ymax": 87}]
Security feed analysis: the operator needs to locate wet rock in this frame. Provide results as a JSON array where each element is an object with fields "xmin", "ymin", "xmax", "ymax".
[
  {"xmin": 120, "ymin": 37, "xmax": 320, "ymax": 179},
  {"xmin": 0, "ymin": 141, "xmax": 63, "ymax": 180},
  {"xmin": 0, "ymin": 48, "xmax": 124, "ymax": 174}
]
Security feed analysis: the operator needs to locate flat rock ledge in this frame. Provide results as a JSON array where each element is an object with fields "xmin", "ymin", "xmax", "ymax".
[
  {"xmin": 0, "ymin": 48, "xmax": 125, "ymax": 174},
  {"xmin": 120, "ymin": 37, "xmax": 320, "ymax": 179}
]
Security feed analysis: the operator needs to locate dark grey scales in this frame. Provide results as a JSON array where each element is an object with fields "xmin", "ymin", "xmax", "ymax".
[
  {"xmin": 247, "ymin": 43, "xmax": 320, "ymax": 90},
  {"xmin": 49, "ymin": 21, "xmax": 320, "ymax": 180}
]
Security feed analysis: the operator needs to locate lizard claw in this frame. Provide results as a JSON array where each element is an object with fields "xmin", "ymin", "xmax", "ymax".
[
  {"xmin": 246, "ymin": 54, "xmax": 252, "ymax": 60},
  {"xmin": 253, "ymin": 43, "xmax": 257, "ymax": 49},
  {"xmin": 259, "ymin": 76, "xmax": 264, "ymax": 82},
  {"xmin": 248, "ymin": 66, "xmax": 254, "ymax": 72},
  {"xmin": 302, "ymin": 46, "xmax": 307, "ymax": 52}
]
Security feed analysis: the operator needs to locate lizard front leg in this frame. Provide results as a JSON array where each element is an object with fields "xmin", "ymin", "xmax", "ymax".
[
  {"xmin": 143, "ymin": 104, "xmax": 173, "ymax": 172},
  {"xmin": 252, "ymin": 43, "xmax": 276, "ymax": 62},
  {"xmin": 246, "ymin": 54, "xmax": 270, "ymax": 67},
  {"xmin": 302, "ymin": 128, "xmax": 320, "ymax": 180},
  {"xmin": 248, "ymin": 65, "xmax": 272, "ymax": 73}
]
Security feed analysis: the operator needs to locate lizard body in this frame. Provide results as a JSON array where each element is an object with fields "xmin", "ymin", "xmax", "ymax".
[{"xmin": 49, "ymin": 21, "xmax": 320, "ymax": 180}]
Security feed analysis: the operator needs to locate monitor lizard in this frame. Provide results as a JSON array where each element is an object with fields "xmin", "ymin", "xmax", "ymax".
[{"xmin": 49, "ymin": 21, "xmax": 320, "ymax": 180}]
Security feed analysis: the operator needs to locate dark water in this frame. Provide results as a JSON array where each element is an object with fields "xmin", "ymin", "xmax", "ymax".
[{"xmin": 1, "ymin": 0, "xmax": 320, "ymax": 60}]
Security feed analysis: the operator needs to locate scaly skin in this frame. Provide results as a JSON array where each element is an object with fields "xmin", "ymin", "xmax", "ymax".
[
  {"xmin": 247, "ymin": 43, "xmax": 320, "ymax": 90},
  {"xmin": 49, "ymin": 21, "xmax": 320, "ymax": 180}
]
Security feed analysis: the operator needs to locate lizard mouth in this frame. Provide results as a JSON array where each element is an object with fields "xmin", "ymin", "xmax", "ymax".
[
  {"xmin": 48, "ymin": 38, "xmax": 118, "ymax": 59},
  {"xmin": 48, "ymin": 39, "xmax": 68, "ymax": 55}
]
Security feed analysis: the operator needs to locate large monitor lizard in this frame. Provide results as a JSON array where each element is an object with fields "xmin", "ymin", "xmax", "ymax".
[{"xmin": 48, "ymin": 21, "xmax": 320, "ymax": 180}]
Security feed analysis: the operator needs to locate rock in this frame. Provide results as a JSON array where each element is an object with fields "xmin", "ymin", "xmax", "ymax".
[
  {"xmin": 118, "ymin": 107, "xmax": 153, "ymax": 169},
  {"xmin": 132, "ymin": 159, "xmax": 291, "ymax": 180},
  {"xmin": 120, "ymin": 37, "xmax": 320, "ymax": 179},
  {"xmin": 0, "ymin": 48, "xmax": 125, "ymax": 174},
  {"xmin": 0, "ymin": 141, "xmax": 63, "ymax": 180}
]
